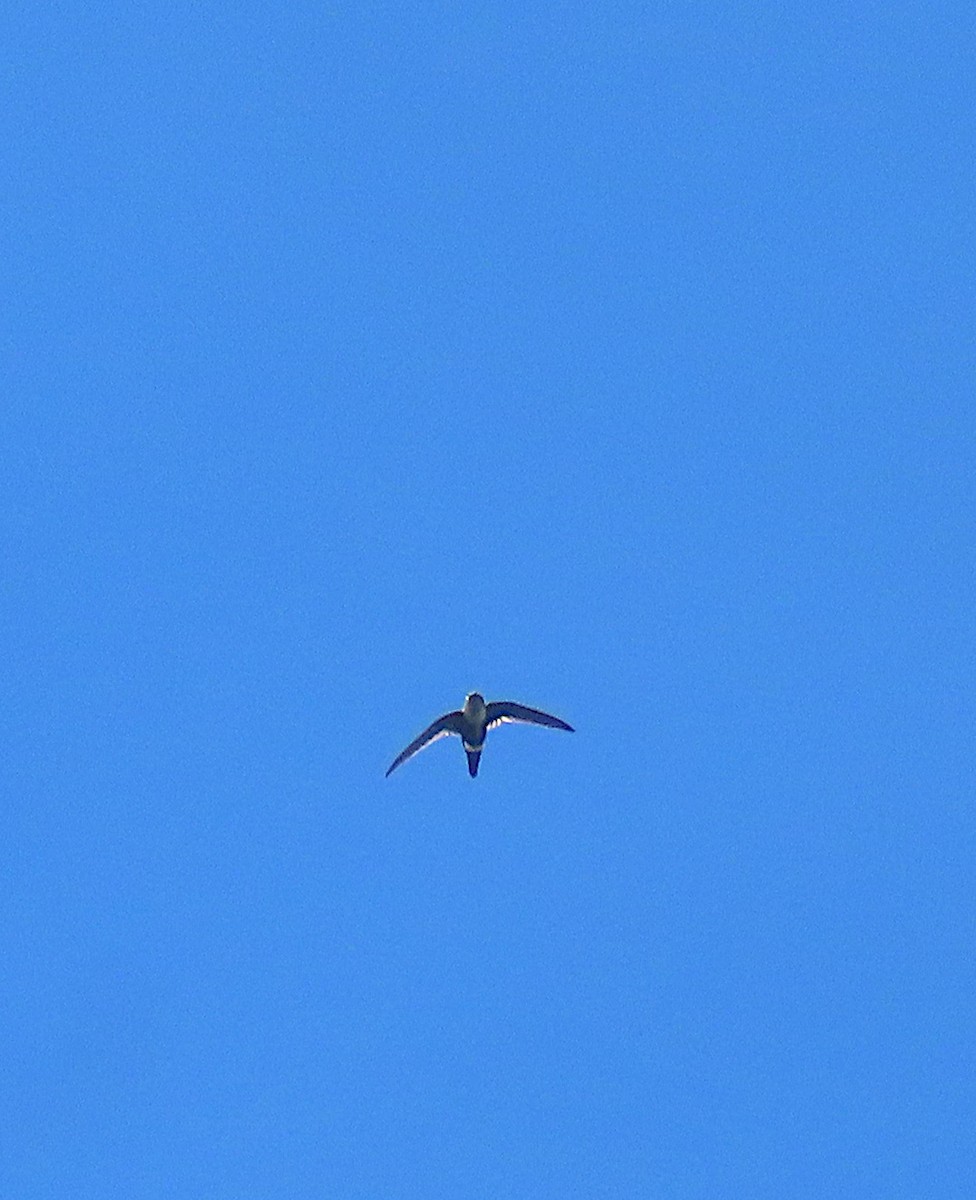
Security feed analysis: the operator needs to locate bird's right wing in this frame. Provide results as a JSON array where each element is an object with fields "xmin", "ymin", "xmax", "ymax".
[
  {"xmin": 485, "ymin": 702, "xmax": 574, "ymax": 732},
  {"xmin": 385, "ymin": 711, "xmax": 463, "ymax": 776}
]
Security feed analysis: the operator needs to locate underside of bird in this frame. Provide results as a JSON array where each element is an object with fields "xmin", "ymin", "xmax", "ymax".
[{"xmin": 385, "ymin": 695, "xmax": 573, "ymax": 778}]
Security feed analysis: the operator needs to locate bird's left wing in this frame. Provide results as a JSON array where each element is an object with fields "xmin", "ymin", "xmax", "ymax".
[
  {"xmin": 485, "ymin": 702, "xmax": 574, "ymax": 732},
  {"xmin": 385, "ymin": 711, "xmax": 463, "ymax": 777}
]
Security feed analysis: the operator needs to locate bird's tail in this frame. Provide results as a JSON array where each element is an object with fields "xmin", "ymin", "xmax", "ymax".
[{"xmin": 465, "ymin": 749, "xmax": 481, "ymax": 777}]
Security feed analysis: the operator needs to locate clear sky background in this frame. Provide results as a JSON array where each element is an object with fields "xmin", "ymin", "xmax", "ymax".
[{"xmin": 3, "ymin": 3, "xmax": 973, "ymax": 1197}]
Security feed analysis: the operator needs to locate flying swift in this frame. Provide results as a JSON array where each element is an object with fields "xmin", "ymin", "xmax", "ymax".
[{"xmin": 385, "ymin": 692, "xmax": 574, "ymax": 778}]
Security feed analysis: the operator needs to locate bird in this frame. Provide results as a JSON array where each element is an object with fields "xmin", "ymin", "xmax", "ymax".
[{"xmin": 385, "ymin": 692, "xmax": 574, "ymax": 778}]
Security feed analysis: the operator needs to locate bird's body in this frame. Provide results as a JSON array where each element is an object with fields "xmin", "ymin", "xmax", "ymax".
[
  {"xmin": 385, "ymin": 692, "xmax": 573, "ymax": 778},
  {"xmin": 457, "ymin": 691, "xmax": 489, "ymax": 777}
]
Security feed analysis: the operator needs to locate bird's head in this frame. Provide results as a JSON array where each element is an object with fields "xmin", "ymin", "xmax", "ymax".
[{"xmin": 464, "ymin": 692, "xmax": 485, "ymax": 714}]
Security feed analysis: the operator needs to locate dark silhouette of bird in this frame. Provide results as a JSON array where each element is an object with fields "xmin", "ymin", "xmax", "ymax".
[{"xmin": 385, "ymin": 692, "xmax": 574, "ymax": 777}]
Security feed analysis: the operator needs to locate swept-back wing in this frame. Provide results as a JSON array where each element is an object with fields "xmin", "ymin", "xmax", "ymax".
[
  {"xmin": 385, "ymin": 711, "xmax": 463, "ymax": 777},
  {"xmin": 485, "ymin": 702, "xmax": 574, "ymax": 733}
]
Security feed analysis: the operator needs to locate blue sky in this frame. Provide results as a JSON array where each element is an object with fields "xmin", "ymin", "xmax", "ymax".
[{"xmin": 3, "ymin": 3, "xmax": 973, "ymax": 1196}]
